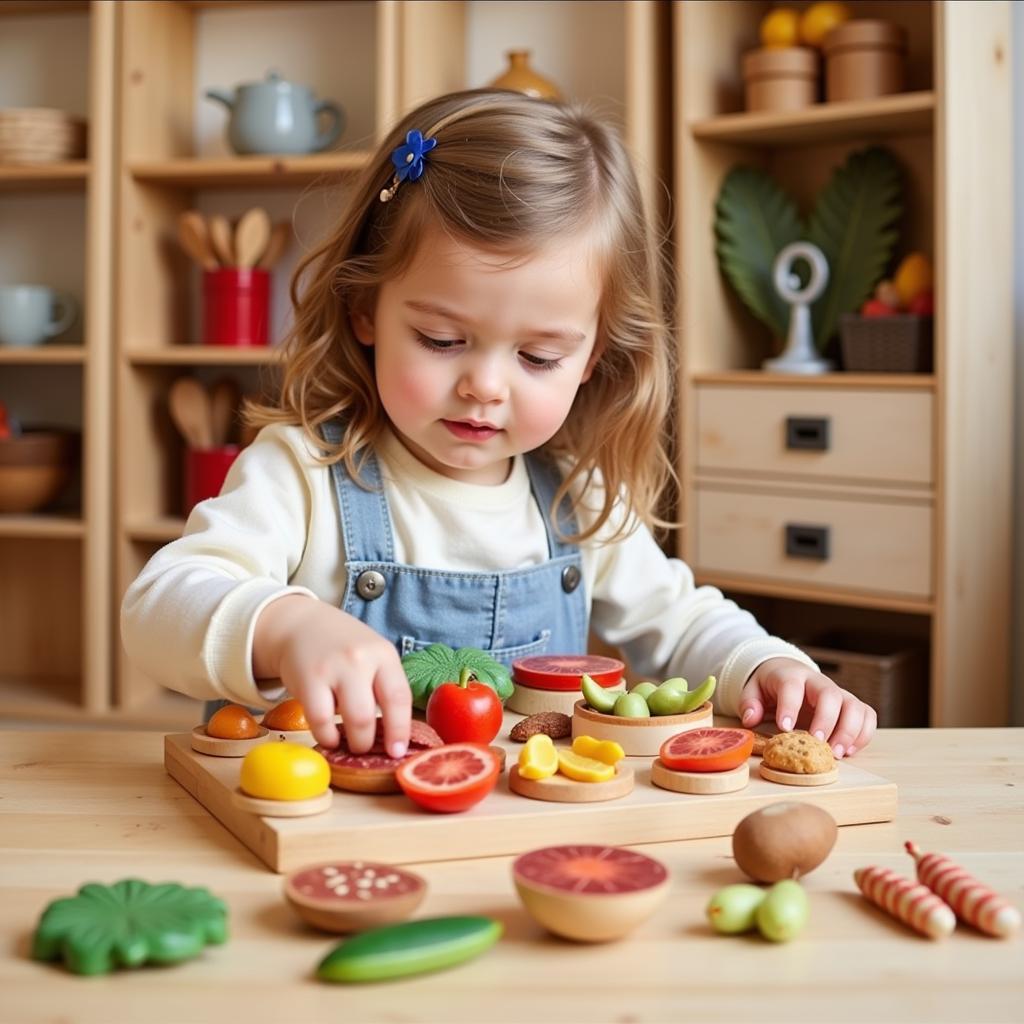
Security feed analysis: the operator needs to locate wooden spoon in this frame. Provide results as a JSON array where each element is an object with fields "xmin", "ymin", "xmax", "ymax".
[
  {"xmin": 256, "ymin": 221, "xmax": 292, "ymax": 270},
  {"xmin": 209, "ymin": 377, "xmax": 241, "ymax": 446},
  {"xmin": 208, "ymin": 214, "xmax": 236, "ymax": 267},
  {"xmin": 168, "ymin": 377, "xmax": 212, "ymax": 449},
  {"xmin": 177, "ymin": 211, "xmax": 218, "ymax": 271},
  {"xmin": 234, "ymin": 207, "xmax": 271, "ymax": 269}
]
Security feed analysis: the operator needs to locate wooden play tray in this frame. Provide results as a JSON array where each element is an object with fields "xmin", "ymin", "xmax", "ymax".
[{"xmin": 165, "ymin": 730, "xmax": 897, "ymax": 873}]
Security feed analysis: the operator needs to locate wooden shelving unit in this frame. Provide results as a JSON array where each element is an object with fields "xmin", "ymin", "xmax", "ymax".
[{"xmin": 673, "ymin": 1, "xmax": 1013, "ymax": 726}]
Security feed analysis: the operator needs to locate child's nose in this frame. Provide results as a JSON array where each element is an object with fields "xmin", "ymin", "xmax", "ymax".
[{"xmin": 457, "ymin": 358, "xmax": 509, "ymax": 403}]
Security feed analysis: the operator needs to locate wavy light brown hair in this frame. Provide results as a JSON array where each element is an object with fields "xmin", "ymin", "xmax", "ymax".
[{"xmin": 249, "ymin": 89, "xmax": 675, "ymax": 543}]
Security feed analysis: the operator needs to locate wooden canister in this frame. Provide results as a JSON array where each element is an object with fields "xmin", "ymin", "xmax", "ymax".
[
  {"xmin": 742, "ymin": 47, "xmax": 818, "ymax": 113},
  {"xmin": 823, "ymin": 20, "xmax": 907, "ymax": 102}
]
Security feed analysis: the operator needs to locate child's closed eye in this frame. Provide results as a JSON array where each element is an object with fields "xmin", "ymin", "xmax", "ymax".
[
  {"xmin": 414, "ymin": 330, "xmax": 562, "ymax": 372},
  {"xmin": 413, "ymin": 330, "xmax": 463, "ymax": 352}
]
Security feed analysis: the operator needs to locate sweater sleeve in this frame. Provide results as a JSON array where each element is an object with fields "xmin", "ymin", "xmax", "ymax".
[
  {"xmin": 119, "ymin": 425, "xmax": 320, "ymax": 708},
  {"xmin": 586, "ymin": 508, "xmax": 817, "ymax": 718}
]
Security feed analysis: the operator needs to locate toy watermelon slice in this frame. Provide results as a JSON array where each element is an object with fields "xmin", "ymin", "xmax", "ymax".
[{"xmin": 512, "ymin": 654, "xmax": 624, "ymax": 692}]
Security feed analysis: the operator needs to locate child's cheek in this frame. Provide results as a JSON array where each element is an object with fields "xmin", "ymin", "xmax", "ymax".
[{"xmin": 389, "ymin": 365, "xmax": 439, "ymax": 417}]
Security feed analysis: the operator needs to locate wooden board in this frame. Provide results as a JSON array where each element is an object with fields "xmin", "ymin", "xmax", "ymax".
[{"xmin": 164, "ymin": 727, "xmax": 898, "ymax": 874}]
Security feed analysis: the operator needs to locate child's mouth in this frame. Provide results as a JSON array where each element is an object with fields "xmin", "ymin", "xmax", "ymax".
[{"xmin": 443, "ymin": 420, "xmax": 500, "ymax": 442}]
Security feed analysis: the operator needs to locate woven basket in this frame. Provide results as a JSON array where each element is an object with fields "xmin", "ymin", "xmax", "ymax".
[
  {"xmin": 839, "ymin": 312, "xmax": 933, "ymax": 372},
  {"xmin": 793, "ymin": 631, "xmax": 928, "ymax": 727},
  {"xmin": 0, "ymin": 108, "xmax": 87, "ymax": 163}
]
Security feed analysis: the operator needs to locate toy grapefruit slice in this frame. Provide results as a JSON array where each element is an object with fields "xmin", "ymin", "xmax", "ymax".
[
  {"xmin": 658, "ymin": 727, "xmax": 754, "ymax": 773},
  {"xmin": 396, "ymin": 743, "xmax": 500, "ymax": 813},
  {"xmin": 512, "ymin": 654, "xmax": 624, "ymax": 691}
]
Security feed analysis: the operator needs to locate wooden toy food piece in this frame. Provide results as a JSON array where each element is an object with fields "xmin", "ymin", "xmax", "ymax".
[
  {"xmin": 905, "ymin": 841, "xmax": 1021, "ymax": 938},
  {"xmin": 572, "ymin": 698, "xmax": 713, "ymax": 757},
  {"xmin": 652, "ymin": 727, "xmax": 754, "ymax": 794},
  {"xmin": 512, "ymin": 844, "xmax": 669, "ymax": 942},
  {"xmin": 396, "ymin": 743, "xmax": 501, "ymax": 813},
  {"xmin": 261, "ymin": 697, "xmax": 312, "ymax": 741},
  {"xmin": 190, "ymin": 724, "xmax": 269, "ymax": 757},
  {"xmin": 32, "ymin": 879, "xmax": 227, "ymax": 975},
  {"xmin": 401, "ymin": 643, "xmax": 513, "ymax": 710},
  {"xmin": 854, "ymin": 865, "xmax": 956, "ymax": 939},
  {"xmin": 233, "ymin": 740, "xmax": 333, "ymax": 817},
  {"xmin": 507, "ymin": 654, "xmax": 625, "ymax": 716},
  {"xmin": 732, "ymin": 802, "xmax": 837, "ymax": 882},
  {"xmin": 316, "ymin": 916, "xmax": 502, "ymax": 983},
  {"xmin": 755, "ymin": 879, "xmax": 809, "ymax": 942},
  {"xmin": 317, "ymin": 718, "xmax": 443, "ymax": 794},
  {"xmin": 191, "ymin": 703, "xmax": 269, "ymax": 756},
  {"xmin": 651, "ymin": 759, "xmax": 749, "ymax": 795},
  {"xmin": 759, "ymin": 731, "xmax": 838, "ymax": 786},
  {"xmin": 509, "ymin": 711, "xmax": 572, "ymax": 742},
  {"xmin": 518, "ymin": 734, "xmax": 559, "ymax": 780},
  {"xmin": 284, "ymin": 862, "xmax": 427, "ymax": 933},
  {"xmin": 508, "ymin": 762, "xmax": 635, "ymax": 803}
]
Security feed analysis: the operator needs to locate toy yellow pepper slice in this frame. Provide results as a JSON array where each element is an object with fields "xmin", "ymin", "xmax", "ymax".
[
  {"xmin": 518, "ymin": 734, "xmax": 558, "ymax": 780},
  {"xmin": 571, "ymin": 735, "xmax": 625, "ymax": 766},
  {"xmin": 557, "ymin": 749, "xmax": 615, "ymax": 783}
]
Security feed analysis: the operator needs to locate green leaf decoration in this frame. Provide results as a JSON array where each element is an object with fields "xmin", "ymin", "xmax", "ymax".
[
  {"xmin": 401, "ymin": 644, "xmax": 513, "ymax": 710},
  {"xmin": 806, "ymin": 146, "xmax": 903, "ymax": 346},
  {"xmin": 32, "ymin": 879, "xmax": 228, "ymax": 975},
  {"xmin": 714, "ymin": 165, "xmax": 804, "ymax": 340}
]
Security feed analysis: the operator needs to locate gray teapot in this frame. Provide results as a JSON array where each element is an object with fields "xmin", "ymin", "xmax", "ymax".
[{"xmin": 205, "ymin": 72, "xmax": 345, "ymax": 155}]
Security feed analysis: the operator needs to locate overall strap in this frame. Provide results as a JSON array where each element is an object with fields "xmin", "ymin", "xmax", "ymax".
[
  {"xmin": 321, "ymin": 420, "xmax": 395, "ymax": 563},
  {"xmin": 524, "ymin": 451, "xmax": 580, "ymax": 558}
]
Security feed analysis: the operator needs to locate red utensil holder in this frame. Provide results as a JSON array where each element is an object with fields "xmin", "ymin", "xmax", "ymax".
[
  {"xmin": 202, "ymin": 268, "xmax": 270, "ymax": 346},
  {"xmin": 184, "ymin": 445, "xmax": 240, "ymax": 514}
]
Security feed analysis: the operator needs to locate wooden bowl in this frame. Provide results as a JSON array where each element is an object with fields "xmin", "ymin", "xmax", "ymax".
[
  {"xmin": 0, "ymin": 430, "xmax": 78, "ymax": 513},
  {"xmin": 190, "ymin": 723, "xmax": 269, "ymax": 757},
  {"xmin": 284, "ymin": 861, "xmax": 427, "ymax": 933},
  {"xmin": 507, "ymin": 679, "xmax": 624, "ymax": 716},
  {"xmin": 571, "ymin": 700, "xmax": 713, "ymax": 756}
]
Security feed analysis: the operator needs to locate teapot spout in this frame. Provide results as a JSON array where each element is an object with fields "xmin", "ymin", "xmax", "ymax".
[{"xmin": 204, "ymin": 87, "xmax": 235, "ymax": 110}]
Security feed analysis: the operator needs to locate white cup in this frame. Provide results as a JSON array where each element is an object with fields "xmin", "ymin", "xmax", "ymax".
[{"xmin": 0, "ymin": 285, "xmax": 78, "ymax": 347}]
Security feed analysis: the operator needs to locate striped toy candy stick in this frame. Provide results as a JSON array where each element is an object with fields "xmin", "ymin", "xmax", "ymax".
[
  {"xmin": 854, "ymin": 865, "xmax": 956, "ymax": 939},
  {"xmin": 906, "ymin": 841, "xmax": 1021, "ymax": 938}
]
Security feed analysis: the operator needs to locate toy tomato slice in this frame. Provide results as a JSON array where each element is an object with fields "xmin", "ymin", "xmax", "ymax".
[
  {"xmin": 658, "ymin": 728, "xmax": 754, "ymax": 773},
  {"xmin": 396, "ymin": 743, "xmax": 500, "ymax": 814}
]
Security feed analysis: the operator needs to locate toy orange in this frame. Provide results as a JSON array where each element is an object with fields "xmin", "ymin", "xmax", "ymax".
[
  {"xmin": 206, "ymin": 703, "xmax": 261, "ymax": 740},
  {"xmin": 799, "ymin": 2, "xmax": 851, "ymax": 48},
  {"xmin": 760, "ymin": 7, "xmax": 801, "ymax": 48},
  {"xmin": 263, "ymin": 697, "xmax": 310, "ymax": 732}
]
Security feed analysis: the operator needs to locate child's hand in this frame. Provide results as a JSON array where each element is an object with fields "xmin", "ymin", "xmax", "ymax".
[
  {"xmin": 253, "ymin": 595, "xmax": 412, "ymax": 756},
  {"xmin": 738, "ymin": 657, "xmax": 877, "ymax": 758}
]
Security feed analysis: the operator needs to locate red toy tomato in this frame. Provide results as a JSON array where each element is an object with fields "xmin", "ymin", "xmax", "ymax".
[
  {"xmin": 396, "ymin": 743, "xmax": 501, "ymax": 813},
  {"xmin": 659, "ymin": 728, "xmax": 754, "ymax": 773},
  {"xmin": 425, "ymin": 667, "xmax": 503, "ymax": 744}
]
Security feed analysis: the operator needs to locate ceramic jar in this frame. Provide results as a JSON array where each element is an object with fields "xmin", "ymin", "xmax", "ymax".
[
  {"xmin": 487, "ymin": 50, "xmax": 562, "ymax": 100},
  {"xmin": 823, "ymin": 20, "xmax": 907, "ymax": 102},
  {"xmin": 742, "ymin": 48, "xmax": 818, "ymax": 113}
]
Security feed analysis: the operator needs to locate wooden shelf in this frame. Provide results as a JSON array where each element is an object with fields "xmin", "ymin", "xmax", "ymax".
[
  {"xmin": 0, "ymin": 345, "xmax": 85, "ymax": 365},
  {"xmin": 0, "ymin": 515, "xmax": 84, "ymax": 539},
  {"xmin": 0, "ymin": 161, "xmax": 89, "ymax": 191},
  {"xmin": 128, "ymin": 151, "xmax": 372, "ymax": 189},
  {"xmin": 127, "ymin": 346, "xmax": 282, "ymax": 366},
  {"xmin": 690, "ymin": 91, "xmax": 934, "ymax": 147},
  {"xmin": 125, "ymin": 518, "xmax": 185, "ymax": 544},
  {"xmin": 693, "ymin": 371, "xmax": 937, "ymax": 390},
  {"xmin": 0, "ymin": 674, "xmax": 82, "ymax": 720},
  {"xmin": 0, "ymin": 1, "xmax": 87, "ymax": 15}
]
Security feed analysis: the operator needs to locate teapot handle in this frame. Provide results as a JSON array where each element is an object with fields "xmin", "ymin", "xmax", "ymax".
[{"xmin": 313, "ymin": 101, "xmax": 345, "ymax": 152}]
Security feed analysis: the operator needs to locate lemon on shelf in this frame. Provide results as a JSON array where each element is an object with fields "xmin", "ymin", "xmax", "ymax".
[
  {"xmin": 760, "ymin": 7, "xmax": 801, "ymax": 49},
  {"xmin": 799, "ymin": 2, "xmax": 851, "ymax": 48},
  {"xmin": 893, "ymin": 252, "xmax": 934, "ymax": 307}
]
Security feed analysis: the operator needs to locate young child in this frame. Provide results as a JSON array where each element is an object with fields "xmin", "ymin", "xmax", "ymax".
[{"xmin": 122, "ymin": 89, "xmax": 876, "ymax": 762}]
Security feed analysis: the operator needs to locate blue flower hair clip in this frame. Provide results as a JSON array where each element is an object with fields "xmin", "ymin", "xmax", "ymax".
[{"xmin": 379, "ymin": 129, "xmax": 438, "ymax": 203}]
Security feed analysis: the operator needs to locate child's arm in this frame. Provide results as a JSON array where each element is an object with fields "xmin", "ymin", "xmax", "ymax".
[{"xmin": 252, "ymin": 594, "xmax": 411, "ymax": 756}]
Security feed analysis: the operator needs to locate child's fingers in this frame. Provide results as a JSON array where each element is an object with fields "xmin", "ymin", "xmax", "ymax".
[
  {"xmin": 828, "ymin": 699, "xmax": 867, "ymax": 758},
  {"xmin": 806, "ymin": 686, "xmax": 843, "ymax": 743},
  {"xmin": 301, "ymin": 681, "xmax": 340, "ymax": 749},
  {"xmin": 739, "ymin": 678, "xmax": 766, "ymax": 727},
  {"xmin": 373, "ymin": 668, "xmax": 412, "ymax": 759},
  {"xmin": 335, "ymin": 682, "xmax": 379, "ymax": 755},
  {"xmin": 845, "ymin": 705, "xmax": 878, "ymax": 757},
  {"xmin": 772, "ymin": 677, "xmax": 805, "ymax": 733}
]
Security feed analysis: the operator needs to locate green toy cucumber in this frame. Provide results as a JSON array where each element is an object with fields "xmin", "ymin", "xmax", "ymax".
[
  {"xmin": 678, "ymin": 675, "xmax": 716, "ymax": 713},
  {"xmin": 316, "ymin": 915, "xmax": 502, "ymax": 983},
  {"xmin": 581, "ymin": 673, "xmax": 618, "ymax": 713}
]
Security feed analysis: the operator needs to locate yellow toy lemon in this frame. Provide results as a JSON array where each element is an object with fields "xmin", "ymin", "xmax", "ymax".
[
  {"xmin": 760, "ymin": 8, "xmax": 801, "ymax": 49},
  {"xmin": 893, "ymin": 252, "xmax": 934, "ymax": 308},
  {"xmin": 572, "ymin": 735, "xmax": 625, "ymax": 766},
  {"xmin": 518, "ymin": 734, "xmax": 559, "ymax": 780},
  {"xmin": 799, "ymin": 2, "xmax": 851, "ymax": 48},
  {"xmin": 239, "ymin": 740, "xmax": 330, "ymax": 801},
  {"xmin": 557, "ymin": 749, "xmax": 615, "ymax": 784}
]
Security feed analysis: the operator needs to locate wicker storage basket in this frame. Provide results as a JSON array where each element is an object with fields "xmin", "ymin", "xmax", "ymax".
[
  {"xmin": 839, "ymin": 312, "xmax": 933, "ymax": 372},
  {"xmin": 793, "ymin": 631, "xmax": 928, "ymax": 727},
  {"xmin": 0, "ymin": 108, "xmax": 87, "ymax": 164}
]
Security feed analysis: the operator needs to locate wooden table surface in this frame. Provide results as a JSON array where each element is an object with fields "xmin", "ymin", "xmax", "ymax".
[{"xmin": 2, "ymin": 728, "xmax": 1021, "ymax": 1023}]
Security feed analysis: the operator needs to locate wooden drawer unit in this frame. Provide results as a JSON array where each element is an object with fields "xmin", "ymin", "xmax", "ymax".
[
  {"xmin": 696, "ymin": 384, "xmax": 933, "ymax": 487},
  {"xmin": 694, "ymin": 485, "xmax": 933, "ymax": 600}
]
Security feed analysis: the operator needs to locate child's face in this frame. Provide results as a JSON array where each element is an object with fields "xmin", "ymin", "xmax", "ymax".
[{"xmin": 354, "ymin": 224, "xmax": 603, "ymax": 485}]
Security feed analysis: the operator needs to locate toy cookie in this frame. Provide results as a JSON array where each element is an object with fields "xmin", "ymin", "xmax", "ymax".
[{"xmin": 759, "ymin": 730, "xmax": 838, "ymax": 786}]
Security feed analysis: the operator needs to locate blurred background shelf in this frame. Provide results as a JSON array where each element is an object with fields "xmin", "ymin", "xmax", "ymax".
[
  {"xmin": 0, "ymin": 161, "xmax": 89, "ymax": 191},
  {"xmin": 128, "ymin": 152, "xmax": 372, "ymax": 188}
]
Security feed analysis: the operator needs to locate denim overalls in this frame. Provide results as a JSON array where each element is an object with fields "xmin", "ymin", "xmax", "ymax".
[
  {"xmin": 325, "ymin": 421, "xmax": 589, "ymax": 664},
  {"xmin": 204, "ymin": 426, "xmax": 588, "ymax": 720}
]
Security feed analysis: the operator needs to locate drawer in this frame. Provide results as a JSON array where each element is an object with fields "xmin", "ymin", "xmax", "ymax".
[
  {"xmin": 696, "ymin": 385, "xmax": 933, "ymax": 486},
  {"xmin": 694, "ymin": 486, "xmax": 933, "ymax": 599}
]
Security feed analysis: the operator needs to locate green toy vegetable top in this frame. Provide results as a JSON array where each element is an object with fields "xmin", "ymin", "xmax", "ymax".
[{"xmin": 401, "ymin": 644, "xmax": 513, "ymax": 710}]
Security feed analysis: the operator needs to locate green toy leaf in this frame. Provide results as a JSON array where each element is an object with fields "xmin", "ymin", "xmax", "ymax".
[
  {"xmin": 32, "ymin": 879, "xmax": 228, "ymax": 975},
  {"xmin": 402, "ymin": 644, "xmax": 513, "ymax": 710},
  {"xmin": 715, "ymin": 166, "xmax": 804, "ymax": 340},
  {"xmin": 807, "ymin": 146, "xmax": 903, "ymax": 346}
]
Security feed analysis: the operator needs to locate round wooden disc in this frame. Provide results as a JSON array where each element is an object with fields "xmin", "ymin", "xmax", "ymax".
[
  {"xmin": 507, "ymin": 681, "xmax": 624, "ymax": 716},
  {"xmin": 190, "ymin": 724, "xmax": 269, "ymax": 757},
  {"xmin": 572, "ymin": 700, "xmax": 714, "ymax": 756},
  {"xmin": 508, "ymin": 762, "xmax": 634, "ymax": 803},
  {"xmin": 232, "ymin": 787, "xmax": 333, "ymax": 817},
  {"xmin": 650, "ymin": 758, "xmax": 750, "ymax": 794},
  {"xmin": 758, "ymin": 763, "xmax": 839, "ymax": 787}
]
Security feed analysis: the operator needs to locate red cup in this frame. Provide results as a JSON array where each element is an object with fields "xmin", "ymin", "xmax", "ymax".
[
  {"xmin": 184, "ymin": 446, "xmax": 240, "ymax": 514},
  {"xmin": 202, "ymin": 268, "xmax": 270, "ymax": 346}
]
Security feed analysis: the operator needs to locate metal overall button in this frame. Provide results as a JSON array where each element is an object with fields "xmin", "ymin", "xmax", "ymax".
[
  {"xmin": 355, "ymin": 569, "xmax": 387, "ymax": 600},
  {"xmin": 561, "ymin": 564, "xmax": 581, "ymax": 593}
]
